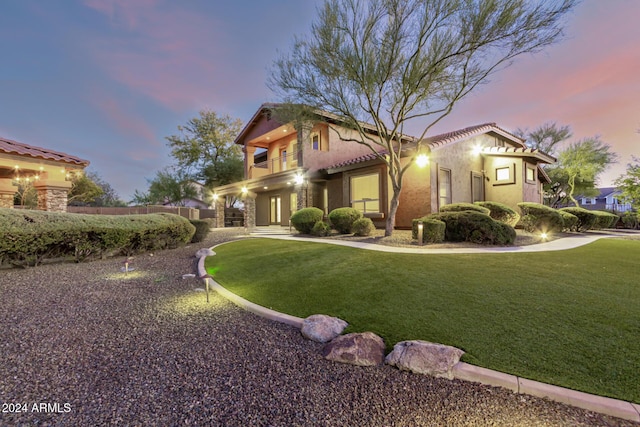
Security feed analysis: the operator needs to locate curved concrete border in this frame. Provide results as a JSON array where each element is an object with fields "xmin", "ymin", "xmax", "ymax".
[{"xmin": 196, "ymin": 239, "xmax": 640, "ymax": 423}]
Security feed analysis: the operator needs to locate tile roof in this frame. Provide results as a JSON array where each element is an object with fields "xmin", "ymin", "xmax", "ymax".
[
  {"xmin": 0, "ymin": 137, "xmax": 90, "ymax": 166},
  {"xmin": 425, "ymin": 123, "xmax": 525, "ymax": 149},
  {"xmin": 323, "ymin": 152, "xmax": 385, "ymax": 170}
]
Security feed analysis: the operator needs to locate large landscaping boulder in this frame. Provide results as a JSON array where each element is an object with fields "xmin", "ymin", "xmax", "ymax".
[
  {"xmin": 385, "ymin": 340, "xmax": 464, "ymax": 380},
  {"xmin": 301, "ymin": 314, "xmax": 348, "ymax": 343},
  {"xmin": 322, "ymin": 332, "xmax": 385, "ymax": 366}
]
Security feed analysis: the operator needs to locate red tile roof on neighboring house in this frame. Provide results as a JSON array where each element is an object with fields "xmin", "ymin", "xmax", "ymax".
[
  {"xmin": 425, "ymin": 123, "xmax": 526, "ymax": 149},
  {"xmin": 324, "ymin": 152, "xmax": 385, "ymax": 171},
  {"xmin": 0, "ymin": 137, "xmax": 90, "ymax": 166}
]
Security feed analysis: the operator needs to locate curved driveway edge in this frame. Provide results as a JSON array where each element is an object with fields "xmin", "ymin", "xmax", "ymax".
[{"xmin": 196, "ymin": 238, "xmax": 640, "ymax": 423}]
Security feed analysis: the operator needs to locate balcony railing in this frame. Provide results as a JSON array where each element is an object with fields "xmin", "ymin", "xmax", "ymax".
[
  {"xmin": 606, "ymin": 203, "xmax": 632, "ymax": 212},
  {"xmin": 249, "ymin": 149, "xmax": 298, "ymax": 178}
]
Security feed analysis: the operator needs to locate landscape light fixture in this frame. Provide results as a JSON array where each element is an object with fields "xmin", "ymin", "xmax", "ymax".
[
  {"xmin": 540, "ymin": 232, "xmax": 548, "ymax": 240},
  {"xmin": 417, "ymin": 221, "xmax": 424, "ymax": 246}
]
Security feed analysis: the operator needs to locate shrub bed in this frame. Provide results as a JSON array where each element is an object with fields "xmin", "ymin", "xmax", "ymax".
[
  {"xmin": 591, "ymin": 210, "xmax": 619, "ymax": 229},
  {"xmin": 440, "ymin": 202, "xmax": 490, "ymax": 215},
  {"xmin": 290, "ymin": 207, "xmax": 324, "ymax": 234},
  {"xmin": 328, "ymin": 207, "xmax": 363, "ymax": 234},
  {"xmin": 0, "ymin": 209, "xmax": 195, "ymax": 267},
  {"xmin": 474, "ymin": 201, "xmax": 520, "ymax": 227},
  {"xmin": 559, "ymin": 207, "xmax": 597, "ymax": 231},
  {"xmin": 352, "ymin": 217, "xmax": 375, "ymax": 236},
  {"xmin": 517, "ymin": 203, "xmax": 564, "ymax": 233},
  {"xmin": 427, "ymin": 211, "xmax": 516, "ymax": 245},
  {"xmin": 411, "ymin": 218, "xmax": 446, "ymax": 244}
]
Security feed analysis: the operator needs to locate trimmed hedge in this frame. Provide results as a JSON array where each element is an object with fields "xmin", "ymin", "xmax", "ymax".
[
  {"xmin": 620, "ymin": 211, "xmax": 639, "ymax": 229},
  {"xmin": 558, "ymin": 210, "xmax": 579, "ymax": 232},
  {"xmin": 559, "ymin": 207, "xmax": 597, "ymax": 231},
  {"xmin": 474, "ymin": 201, "xmax": 520, "ymax": 227},
  {"xmin": 352, "ymin": 217, "xmax": 375, "ymax": 236},
  {"xmin": 189, "ymin": 219, "xmax": 211, "ymax": 243},
  {"xmin": 411, "ymin": 218, "xmax": 446, "ymax": 244},
  {"xmin": 440, "ymin": 203, "xmax": 490, "ymax": 215},
  {"xmin": 311, "ymin": 220, "xmax": 331, "ymax": 237},
  {"xmin": 0, "ymin": 209, "xmax": 195, "ymax": 267},
  {"xmin": 426, "ymin": 211, "xmax": 516, "ymax": 245},
  {"xmin": 328, "ymin": 207, "xmax": 363, "ymax": 234},
  {"xmin": 592, "ymin": 210, "xmax": 619, "ymax": 229},
  {"xmin": 518, "ymin": 203, "xmax": 564, "ymax": 233},
  {"xmin": 290, "ymin": 207, "xmax": 324, "ymax": 234}
]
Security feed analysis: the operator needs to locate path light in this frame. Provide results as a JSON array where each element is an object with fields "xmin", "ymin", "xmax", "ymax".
[
  {"xmin": 540, "ymin": 232, "xmax": 548, "ymax": 240},
  {"xmin": 416, "ymin": 154, "xmax": 429, "ymax": 168},
  {"xmin": 122, "ymin": 257, "xmax": 134, "ymax": 275},
  {"xmin": 199, "ymin": 274, "xmax": 213, "ymax": 303},
  {"xmin": 417, "ymin": 221, "xmax": 424, "ymax": 246}
]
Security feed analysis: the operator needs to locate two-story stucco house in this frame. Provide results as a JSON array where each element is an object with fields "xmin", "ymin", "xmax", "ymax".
[{"xmin": 212, "ymin": 104, "xmax": 555, "ymax": 229}]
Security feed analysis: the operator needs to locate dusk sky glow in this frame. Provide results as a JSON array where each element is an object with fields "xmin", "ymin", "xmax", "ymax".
[{"xmin": 1, "ymin": 0, "xmax": 638, "ymax": 201}]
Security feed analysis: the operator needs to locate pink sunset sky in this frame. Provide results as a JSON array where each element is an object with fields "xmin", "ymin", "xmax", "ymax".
[{"xmin": 1, "ymin": 0, "xmax": 638, "ymax": 201}]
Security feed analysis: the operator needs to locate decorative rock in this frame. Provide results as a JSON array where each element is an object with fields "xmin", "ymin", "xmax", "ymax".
[
  {"xmin": 301, "ymin": 314, "xmax": 348, "ymax": 343},
  {"xmin": 182, "ymin": 274, "xmax": 196, "ymax": 279},
  {"xmin": 196, "ymin": 248, "xmax": 216, "ymax": 258},
  {"xmin": 385, "ymin": 340, "xmax": 464, "ymax": 380},
  {"xmin": 322, "ymin": 332, "xmax": 385, "ymax": 367}
]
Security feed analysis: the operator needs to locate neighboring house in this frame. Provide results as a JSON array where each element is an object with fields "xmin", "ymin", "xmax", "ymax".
[
  {"xmin": 578, "ymin": 187, "xmax": 632, "ymax": 213},
  {"xmin": 0, "ymin": 136, "xmax": 89, "ymax": 212},
  {"xmin": 212, "ymin": 104, "xmax": 555, "ymax": 229}
]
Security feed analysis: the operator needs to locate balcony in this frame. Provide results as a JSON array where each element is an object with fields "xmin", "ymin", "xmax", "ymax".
[{"xmin": 249, "ymin": 149, "xmax": 298, "ymax": 179}]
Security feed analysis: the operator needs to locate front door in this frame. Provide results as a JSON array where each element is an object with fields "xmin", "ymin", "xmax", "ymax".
[
  {"xmin": 270, "ymin": 196, "xmax": 281, "ymax": 225},
  {"xmin": 472, "ymin": 172, "xmax": 484, "ymax": 202}
]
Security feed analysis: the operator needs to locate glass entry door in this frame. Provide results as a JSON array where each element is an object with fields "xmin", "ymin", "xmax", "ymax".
[{"xmin": 270, "ymin": 196, "xmax": 281, "ymax": 225}]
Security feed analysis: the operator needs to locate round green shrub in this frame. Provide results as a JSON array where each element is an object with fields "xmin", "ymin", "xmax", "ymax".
[
  {"xmin": 189, "ymin": 219, "xmax": 211, "ymax": 243},
  {"xmin": 352, "ymin": 217, "xmax": 375, "ymax": 236},
  {"xmin": 559, "ymin": 207, "xmax": 597, "ymax": 231},
  {"xmin": 591, "ymin": 210, "xmax": 619, "ymax": 229},
  {"xmin": 440, "ymin": 202, "xmax": 490, "ymax": 215},
  {"xmin": 517, "ymin": 203, "xmax": 564, "ymax": 233},
  {"xmin": 411, "ymin": 217, "xmax": 445, "ymax": 244},
  {"xmin": 311, "ymin": 220, "xmax": 331, "ymax": 237},
  {"xmin": 328, "ymin": 207, "xmax": 363, "ymax": 234},
  {"xmin": 620, "ymin": 211, "xmax": 639, "ymax": 229},
  {"xmin": 558, "ymin": 210, "xmax": 579, "ymax": 232},
  {"xmin": 290, "ymin": 207, "xmax": 324, "ymax": 234},
  {"xmin": 474, "ymin": 201, "xmax": 520, "ymax": 227},
  {"xmin": 428, "ymin": 211, "xmax": 516, "ymax": 245}
]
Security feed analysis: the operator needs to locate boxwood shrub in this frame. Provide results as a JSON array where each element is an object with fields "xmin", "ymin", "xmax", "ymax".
[
  {"xmin": 558, "ymin": 210, "xmax": 579, "ymax": 232},
  {"xmin": 352, "ymin": 217, "xmax": 375, "ymax": 236},
  {"xmin": 328, "ymin": 207, "xmax": 363, "ymax": 234},
  {"xmin": 517, "ymin": 203, "xmax": 564, "ymax": 233},
  {"xmin": 189, "ymin": 219, "xmax": 211, "ymax": 243},
  {"xmin": 559, "ymin": 207, "xmax": 597, "ymax": 231},
  {"xmin": 592, "ymin": 210, "xmax": 619, "ymax": 229},
  {"xmin": 411, "ymin": 217, "xmax": 446, "ymax": 244},
  {"xmin": 427, "ymin": 211, "xmax": 516, "ymax": 245},
  {"xmin": 440, "ymin": 202, "xmax": 490, "ymax": 215},
  {"xmin": 290, "ymin": 207, "xmax": 324, "ymax": 234},
  {"xmin": 311, "ymin": 220, "xmax": 331, "ymax": 237},
  {"xmin": 0, "ymin": 209, "xmax": 195, "ymax": 267},
  {"xmin": 474, "ymin": 201, "xmax": 520, "ymax": 227}
]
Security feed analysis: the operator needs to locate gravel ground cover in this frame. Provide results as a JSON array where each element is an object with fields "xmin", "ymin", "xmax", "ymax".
[{"xmin": 0, "ymin": 228, "xmax": 637, "ymax": 426}]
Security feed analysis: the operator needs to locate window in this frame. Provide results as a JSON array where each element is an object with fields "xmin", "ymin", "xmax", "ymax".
[
  {"xmin": 351, "ymin": 173, "xmax": 380, "ymax": 213},
  {"xmin": 290, "ymin": 193, "xmax": 298, "ymax": 214},
  {"xmin": 280, "ymin": 148, "xmax": 287, "ymax": 171},
  {"xmin": 439, "ymin": 168, "xmax": 452, "ymax": 208},
  {"xmin": 311, "ymin": 132, "xmax": 320, "ymax": 150},
  {"xmin": 494, "ymin": 163, "xmax": 515, "ymax": 185},
  {"xmin": 525, "ymin": 165, "xmax": 536, "ymax": 183}
]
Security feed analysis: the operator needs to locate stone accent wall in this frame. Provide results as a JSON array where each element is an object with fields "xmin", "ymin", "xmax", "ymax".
[
  {"xmin": 0, "ymin": 193, "xmax": 14, "ymax": 209},
  {"xmin": 36, "ymin": 188, "xmax": 69, "ymax": 212},
  {"xmin": 214, "ymin": 198, "xmax": 225, "ymax": 228},
  {"xmin": 243, "ymin": 197, "xmax": 256, "ymax": 229}
]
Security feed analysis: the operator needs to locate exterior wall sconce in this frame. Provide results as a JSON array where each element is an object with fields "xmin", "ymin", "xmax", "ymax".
[
  {"xmin": 241, "ymin": 186, "xmax": 248, "ymax": 195},
  {"xmin": 416, "ymin": 154, "xmax": 429, "ymax": 168},
  {"xmin": 212, "ymin": 193, "xmax": 219, "ymax": 201},
  {"xmin": 294, "ymin": 173, "xmax": 304, "ymax": 185},
  {"xmin": 472, "ymin": 145, "xmax": 483, "ymax": 156},
  {"xmin": 417, "ymin": 221, "xmax": 424, "ymax": 246}
]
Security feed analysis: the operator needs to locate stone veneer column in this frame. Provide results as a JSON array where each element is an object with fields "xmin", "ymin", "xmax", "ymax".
[
  {"xmin": 34, "ymin": 181, "xmax": 72, "ymax": 212},
  {"xmin": 243, "ymin": 196, "xmax": 256, "ymax": 229},
  {"xmin": 214, "ymin": 197, "xmax": 225, "ymax": 228},
  {"xmin": 0, "ymin": 178, "xmax": 17, "ymax": 209}
]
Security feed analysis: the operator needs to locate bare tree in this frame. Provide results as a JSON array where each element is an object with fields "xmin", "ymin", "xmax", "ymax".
[{"xmin": 270, "ymin": 0, "xmax": 577, "ymax": 236}]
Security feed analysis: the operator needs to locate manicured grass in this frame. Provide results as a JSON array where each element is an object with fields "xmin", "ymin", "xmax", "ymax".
[{"xmin": 205, "ymin": 238, "xmax": 640, "ymax": 403}]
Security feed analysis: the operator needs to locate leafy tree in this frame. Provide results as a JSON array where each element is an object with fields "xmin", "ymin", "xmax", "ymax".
[
  {"xmin": 130, "ymin": 167, "xmax": 198, "ymax": 207},
  {"xmin": 166, "ymin": 110, "xmax": 244, "ymax": 188},
  {"xmin": 13, "ymin": 180, "xmax": 38, "ymax": 208},
  {"xmin": 68, "ymin": 173, "xmax": 104, "ymax": 205},
  {"xmin": 614, "ymin": 157, "xmax": 640, "ymax": 211},
  {"xmin": 548, "ymin": 137, "xmax": 617, "ymax": 207},
  {"xmin": 270, "ymin": 0, "xmax": 577, "ymax": 236},
  {"xmin": 513, "ymin": 122, "xmax": 572, "ymax": 155}
]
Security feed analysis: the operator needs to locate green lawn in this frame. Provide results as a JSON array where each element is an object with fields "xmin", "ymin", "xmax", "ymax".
[{"xmin": 205, "ymin": 238, "xmax": 640, "ymax": 403}]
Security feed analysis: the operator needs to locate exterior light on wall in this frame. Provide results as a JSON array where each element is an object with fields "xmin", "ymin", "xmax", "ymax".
[
  {"xmin": 212, "ymin": 193, "xmax": 219, "ymax": 201},
  {"xmin": 417, "ymin": 221, "xmax": 424, "ymax": 246},
  {"xmin": 416, "ymin": 154, "xmax": 429, "ymax": 168},
  {"xmin": 241, "ymin": 186, "xmax": 248, "ymax": 195},
  {"xmin": 472, "ymin": 145, "xmax": 483, "ymax": 156},
  {"xmin": 294, "ymin": 173, "xmax": 304, "ymax": 185}
]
